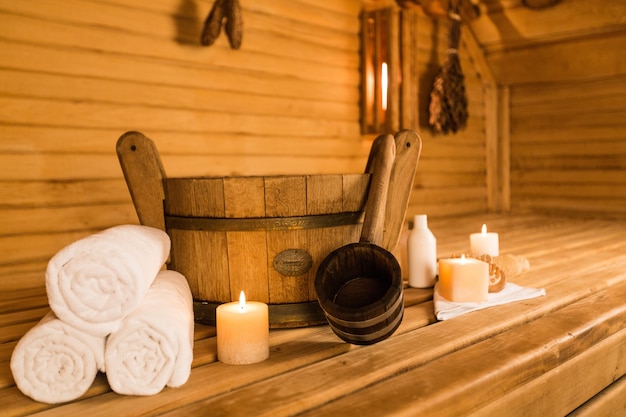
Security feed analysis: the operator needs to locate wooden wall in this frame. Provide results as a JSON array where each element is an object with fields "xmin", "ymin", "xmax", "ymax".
[
  {"xmin": 0, "ymin": 0, "xmax": 363, "ymax": 291},
  {"xmin": 509, "ymin": 76, "xmax": 626, "ymax": 218},
  {"xmin": 0, "ymin": 0, "xmax": 489, "ymax": 291},
  {"xmin": 471, "ymin": 0, "xmax": 626, "ymax": 219}
]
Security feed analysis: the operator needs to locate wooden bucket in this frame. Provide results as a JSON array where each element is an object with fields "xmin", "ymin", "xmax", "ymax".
[
  {"xmin": 164, "ymin": 174, "xmax": 370, "ymax": 328},
  {"xmin": 315, "ymin": 243, "xmax": 403, "ymax": 345},
  {"xmin": 116, "ymin": 130, "xmax": 421, "ymax": 329}
]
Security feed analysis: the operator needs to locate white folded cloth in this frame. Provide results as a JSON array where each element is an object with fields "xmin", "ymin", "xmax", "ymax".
[
  {"xmin": 46, "ymin": 224, "xmax": 170, "ymax": 337},
  {"xmin": 105, "ymin": 270, "xmax": 194, "ymax": 396},
  {"xmin": 434, "ymin": 282, "xmax": 546, "ymax": 321},
  {"xmin": 10, "ymin": 312, "xmax": 106, "ymax": 404}
]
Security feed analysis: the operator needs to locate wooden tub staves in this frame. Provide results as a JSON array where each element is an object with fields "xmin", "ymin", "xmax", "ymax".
[
  {"xmin": 116, "ymin": 131, "xmax": 420, "ymax": 328},
  {"xmin": 165, "ymin": 174, "xmax": 369, "ymax": 328}
]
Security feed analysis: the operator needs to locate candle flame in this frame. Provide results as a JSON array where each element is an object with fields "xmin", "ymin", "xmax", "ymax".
[
  {"xmin": 239, "ymin": 290, "xmax": 246, "ymax": 311},
  {"xmin": 481, "ymin": 224, "xmax": 487, "ymax": 235},
  {"xmin": 381, "ymin": 62, "xmax": 388, "ymax": 111},
  {"xmin": 460, "ymin": 254, "xmax": 466, "ymax": 264}
]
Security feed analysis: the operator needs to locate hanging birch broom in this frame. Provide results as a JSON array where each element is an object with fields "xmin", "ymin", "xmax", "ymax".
[{"xmin": 428, "ymin": 1, "xmax": 468, "ymax": 134}]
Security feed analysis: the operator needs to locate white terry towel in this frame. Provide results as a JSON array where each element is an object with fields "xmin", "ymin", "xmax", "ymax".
[
  {"xmin": 46, "ymin": 224, "xmax": 170, "ymax": 337},
  {"xmin": 10, "ymin": 312, "xmax": 106, "ymax": 404},
  {"xmin": 105, "ymin": 270, "xmax": 194, "ymax": 396}
]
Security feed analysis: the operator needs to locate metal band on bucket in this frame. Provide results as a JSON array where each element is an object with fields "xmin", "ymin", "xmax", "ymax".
[
  {"xmin": 327, "ymin": 302, "xmax": 404, "ymax": 344},
  {"xmin": 165, "ymin": 211, "xmax": 364, "ymax": 232}
]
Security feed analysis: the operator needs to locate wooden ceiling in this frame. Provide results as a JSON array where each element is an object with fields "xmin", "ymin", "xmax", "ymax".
[{"xmin": 364, "ymin": 0, "xmax": 626, "ymax": 85}]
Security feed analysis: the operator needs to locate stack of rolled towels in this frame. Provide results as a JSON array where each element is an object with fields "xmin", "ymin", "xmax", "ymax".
[{"xmin": 10, "ymin": 225, "xmax": 194, "ymax": 404}]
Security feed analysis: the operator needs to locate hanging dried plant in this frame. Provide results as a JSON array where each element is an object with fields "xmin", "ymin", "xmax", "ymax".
[
  {"xmin": 201, "ymin": 0, "xmax": 243, "ymax": 49},
  {"xmin": 428, "ymin": 2, "xmax": 468, "ymax": 134}
]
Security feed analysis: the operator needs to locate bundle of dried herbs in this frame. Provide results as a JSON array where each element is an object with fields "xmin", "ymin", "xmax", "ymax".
[
  {"xmin": 428, "ymin": 3, "xmax": 468, "ymax": 134},
  {"xmin": 201, "ymin": 0, "xmax": 243, "ymax": 49}
]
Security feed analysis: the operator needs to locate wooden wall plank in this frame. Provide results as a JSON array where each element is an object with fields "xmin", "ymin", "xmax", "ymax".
[
  {"xmin": 0, "ymin": 180, "xmax": 130, "ymax": 207},
  {"xmin": 569, "ymin": 374, "xmax": 626, "ymax": 417}
]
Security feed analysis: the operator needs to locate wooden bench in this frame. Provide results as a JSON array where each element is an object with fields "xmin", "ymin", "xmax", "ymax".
[{"xmin": 2, "ymin": 214, "xmax": 625, "ymax": 416}]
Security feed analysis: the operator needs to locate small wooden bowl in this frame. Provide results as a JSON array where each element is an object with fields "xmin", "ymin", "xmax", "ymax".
[{"xmin": 315, "ymin": 242, "xmax": 403, "ymax": 345}]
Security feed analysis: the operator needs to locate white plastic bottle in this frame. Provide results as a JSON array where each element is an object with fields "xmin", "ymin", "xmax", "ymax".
[{"xmin": 407, "ymin": 214, "xmax": 437, "ymax": 288}]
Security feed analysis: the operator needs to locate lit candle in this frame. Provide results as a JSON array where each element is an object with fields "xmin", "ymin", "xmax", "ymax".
[
  {"xmin": 381, "ymin": 62, "xmax": 389, "ymax": 111},
  {"xmin": 216, "ymin": 291, "xmax": 269, "ymax": 365},
  {"xmin": 438, "ymin": 255, "xmax": 489, "ymax": 302},
  {"xmin": 470, "ymin": 224, "xmax": 499, "ymax": 256}
]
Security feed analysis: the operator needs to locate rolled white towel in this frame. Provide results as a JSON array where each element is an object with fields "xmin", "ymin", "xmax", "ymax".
[
  {"xmin": 46, "ymin": 224, "xmax": 170, "ymax": 337},
  {"xmin": 105, "ymin": 270, "xmax": 194, "ymax": 396},
  {"xmin": 10, "ymin": 312, "xmax": 106, "ymax": 404}
]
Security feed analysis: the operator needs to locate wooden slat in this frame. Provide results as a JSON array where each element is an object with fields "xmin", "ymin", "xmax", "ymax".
[
  {"xmin": 0, "ymin": 263, "xmax": 47, "ymax": 292},
  {"xmin": 264, "ymin": 176, "xmax": 309, "ymax": 303},
  {"xmin": 511, "ymin": 169, "xmax": 626, "ymax": 184},
  {"xmin": 224, "ymin": 177, "xmax": 269, "ymax": 302},
  {"xmin": 471, "ymin": 330, "xmax": 626, "ymax": 417},
  {"xmin": 0, "ymin": 288, "xmax": 47, "ymax": 314},
  {"xmin": 0, "ymin": 180, "xmax": 131, "ymax": 208},
  {"xmin": 512, "ymin": 183, "xmax": 626, "ymax": 199},
  {"xmin": 569, "ymin": 374, "xmax": 626, "ymax": 417}
]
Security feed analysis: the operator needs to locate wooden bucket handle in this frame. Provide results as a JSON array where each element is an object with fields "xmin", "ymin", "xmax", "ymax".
[
  {"xmin": 116, "ymin": 131, "xmax": 167, "ymax": 231},
  {"xmin": 116, "ymin": 129, "xmax": 420, "ymax": 248},
  {"xmin": 360, "ymin": 134, "xmax": 396, "ymax": 246},
  {"xmin": 364, "ymin": 130, "xmax": 422, "ymax": 252},
  {"xmin": 383, "ymin": 129, "xmax": 422, "ymax": 252}
]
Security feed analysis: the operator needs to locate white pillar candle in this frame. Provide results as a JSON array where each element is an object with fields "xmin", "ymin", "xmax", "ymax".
[
  {"xmin": 470, "ymin": 224, "xmax": 499, "ymax": 256},
  {"xmin": 438, "ymin": 256, "xmax": 489, "ymax": 303},
  {"xmin": 216, "ymin": 291, "xmax": 269, "ymax": 365}
]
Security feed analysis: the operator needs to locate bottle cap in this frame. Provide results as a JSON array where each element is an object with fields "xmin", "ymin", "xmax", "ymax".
[{"xmin": 414, "ymin": 214, "xmax": 427, "ymax": 228}]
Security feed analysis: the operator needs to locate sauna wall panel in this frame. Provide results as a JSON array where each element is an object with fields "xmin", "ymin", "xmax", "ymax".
[
  {"xmin": 0, "ymin": 1, "xmax": 489, "ymax": 291},
  {"xmin": 509, "ymin": 76, "xmax": 626, "ymax": 218},
  {"xmin": 0, "ymin": 0, "xmax": 365, "ymax": 290}
]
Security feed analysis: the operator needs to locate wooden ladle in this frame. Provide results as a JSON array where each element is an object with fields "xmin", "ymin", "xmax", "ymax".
[{"xmin": 315, "ymin": 134, "xmax": 403, "ymax": 345}]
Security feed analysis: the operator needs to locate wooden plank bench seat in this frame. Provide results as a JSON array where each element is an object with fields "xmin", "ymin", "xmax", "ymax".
[{"xmin": 1, "ymin": 214, "xmax": 625, "ymax": 416}]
